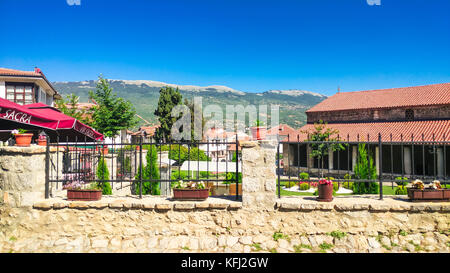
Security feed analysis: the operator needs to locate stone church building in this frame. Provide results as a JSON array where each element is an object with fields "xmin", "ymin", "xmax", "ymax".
[{"xmin": 283, "ymin": 83, "xmax": 450, "ymax": 180}]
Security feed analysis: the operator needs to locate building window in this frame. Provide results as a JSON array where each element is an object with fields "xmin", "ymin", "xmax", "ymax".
[
  {"xmin": 405, "ymin": 109, "xmax": 414, "ymax": 121},
  {"xmin": 5, "ymin": 83, "xmax": 34, "ymax": 105}
]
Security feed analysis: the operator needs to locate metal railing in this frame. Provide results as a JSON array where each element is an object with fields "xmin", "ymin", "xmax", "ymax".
[
  {"xmin": 45, "ymin": 135, "xmax": 241, "ymax": 200},
  {"xmin": 277, "ymin": 133, "xmax": 450, "ymax": 199}
]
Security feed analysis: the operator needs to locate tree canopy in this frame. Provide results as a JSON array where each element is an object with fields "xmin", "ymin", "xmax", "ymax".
[{"xmin": 89, "ymin": 75, "xmax": 138, "ymax": 138}]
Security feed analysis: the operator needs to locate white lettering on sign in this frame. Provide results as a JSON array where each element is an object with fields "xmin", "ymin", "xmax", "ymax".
[{"xmin": 2, "ymin": 110, "xmax": 32, "ymax": 124}]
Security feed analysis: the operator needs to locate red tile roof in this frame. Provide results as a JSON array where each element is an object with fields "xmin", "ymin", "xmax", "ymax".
[
  {"xmin": 284, "ymin": 120, "xmax": 450, "ymax": 142},
  {"xmin": 266, "ymin": 124, "xmax": 297, "ymax": 136},
  {"xmin": 306, "ymin": 83, "xmax": 450, "ymax": 113},
  {"xmin": 132, "ymin": 125, "xmax": 159, "ymax": 136},
  {"xmin": 0, "ymin": 67, "xmax": 59, "ymax": 97},
  {"xmin": 0, "ymin": 68, "xmax": 44, "ymax": 77}
]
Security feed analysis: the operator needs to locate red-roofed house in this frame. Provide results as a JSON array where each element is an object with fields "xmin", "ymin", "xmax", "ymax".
[
  {"xmin": 0, "ymin": 67, "xmax": 61, "ymax": 106},
  {"xmin": 283, "ymin": 83, "xmax": 450, "ymax": 179}
]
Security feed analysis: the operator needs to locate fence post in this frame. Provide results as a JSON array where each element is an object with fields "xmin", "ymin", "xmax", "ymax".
[
  {"xmin": 139, "ymin": 136, "xmax": 143, "ymax": 199},
  {"xmin": 45, "ymin": 135, "xmax": 50, "ymax": 199},
  {"xmin": 378, "ymin": 133, "xmax": 383, "ymax": 200},
  {"xmin": 235, "ymin": 134, "xmax": 239, "ymax": 201},
  {"xmin": 277, "ymin": 141, "xmax": 281, "ymax": 199}
]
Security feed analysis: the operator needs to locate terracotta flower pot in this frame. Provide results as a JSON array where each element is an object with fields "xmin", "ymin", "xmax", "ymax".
[
  {"xmin": 67, "ymin": 189, "xmax": 102, "ymax": 201},
  {"xmin": 37, "ymin": 139, "xmax": 47, "ymax": 146},
  {"xmin": 317, "ymin": 183, "xmax": 333, "ymax": 202},
  {"xmin": 250, "ymin": 126, "xmax": 267, "ymax": 140},
  {"xmin": 173, "ymin": 188, "xmax": 209, "ymax": 200},
  {"xmin": 14, "ymin": 133, "xmax": 34, "ymax": 147}
]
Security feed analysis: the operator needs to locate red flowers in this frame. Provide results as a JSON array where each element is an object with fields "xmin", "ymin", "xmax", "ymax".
[{"xmin": 319, "ymin": 179, "xmax": 333, "ymax": 186}]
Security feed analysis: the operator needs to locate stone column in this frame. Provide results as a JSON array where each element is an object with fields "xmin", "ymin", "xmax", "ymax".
[
  {"xmin": 403, "ymin": 146, "xmax": 412, "ymax": 175},
  {"xmin": 352, "ymin": 145, "xmax": 358, "ymax": 171},
  {"xmin": 437, "ymin": 147, "xmax": 444, "ymax": 178},
  {"xmin": 328, "ymin": 148, "xmax": 334, "ymax": 170},
  {"xmin": 240, "ymin": 140, "xmax": 277, "ymax": 210},
  {"xmin": 0, "ymin": 145, "xmax": 63, "ymax": 207}
]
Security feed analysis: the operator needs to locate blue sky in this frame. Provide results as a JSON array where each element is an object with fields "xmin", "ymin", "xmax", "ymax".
[{"xmin": 0, "ymin": 0, "xmax": 449, "ymax": 96}]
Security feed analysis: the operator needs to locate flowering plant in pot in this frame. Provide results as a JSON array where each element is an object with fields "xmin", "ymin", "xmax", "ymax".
[
  {"xmin": 62, "ymin": 175, "xmax": 102, "ymax": 201},
  {"xmin": 408, "ymin": 179, "xmax": 450, "ymax": 202},
  {"xmin": 11, "ymin": 129, "xmax": 34, "ymax": 147},
  {"xmin": 250, "ymin": 120, "xmax": 267, "ymax": 140},
  {"xmin": 37, "ymin": 133, "xmax": 47, "ymax": 146},
  {"xmin": 316, "ymin": 178, "xmax": 334, "ymax": 202},
  {"xmin": 173, "ymin": 180, "xmax": 209, "ymax": 200}
]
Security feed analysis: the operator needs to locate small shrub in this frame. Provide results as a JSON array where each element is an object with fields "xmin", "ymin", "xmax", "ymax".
[
  {"xmin": 96, "ymin": 156, "xmax": 112, "ymax": 195},
  {"xmin": 299, "ymin": 172, "xmax": 309, "ymax": 180},
  {"xmin": 284, "ymin": 181, "xmax": 297, "ymax": 188},
  {"xmin": 395, "ymin": 176, "xmax": 409, "ymax": 186},
  {"xmin": 399, "ymin": 230, "xmax": 408, "ymax": 236},
  {"xmin": 332, "ymin": 182, "xmax": 339, "ymax": 192},
  {"xmin": 299, "ymin": 182, "xmax": 310, "ymax": 190},
  {"xmin": 395, "ymin": 185, "xmax": 408, "ymax": 195},
  {"xmin": 342, "ymin": 181, "xmax": 354, "ymax": 189}
]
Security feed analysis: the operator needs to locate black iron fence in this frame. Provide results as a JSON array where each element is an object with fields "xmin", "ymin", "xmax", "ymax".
[
  {"xmin": 45, "ymin": 135, "xmax": 241, "ymax": 200},
  {"xmin": 277, "ymin": 133, "xmax": 450, "ymax": 199}
]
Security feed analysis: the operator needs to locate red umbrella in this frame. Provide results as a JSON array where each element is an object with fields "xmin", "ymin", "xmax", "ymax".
[{"xmin": 0, "ymin": 98, "xmax": 103, "ymax": 142}]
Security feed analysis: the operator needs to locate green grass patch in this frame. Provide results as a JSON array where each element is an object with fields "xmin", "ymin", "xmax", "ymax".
[
  {"xmin": 251, "ymin": 243, "xmax": 262, "ymax": 252},
  {"xmin": 273, "ymin": 231, "xmax": 290, "ymax": 242},
  {"xmin": 328, "ymin": 230, "xmax": 347, "ymax": 240},
  {"xmin": 319, "ymin": 243, "xmax": 334, "ymax": 250}
]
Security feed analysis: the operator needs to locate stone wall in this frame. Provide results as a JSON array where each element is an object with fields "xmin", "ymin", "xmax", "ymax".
[
  {"xmin": 0, "ymin": 200, "xmax": 448, "ymax": 253},
  {"xmin": 0, "ymin": 146, "xmax": 63, "ymax": 207},
  {"xmin": 306, "ymin": 105, "xmax": 450, "ymax": 123}
]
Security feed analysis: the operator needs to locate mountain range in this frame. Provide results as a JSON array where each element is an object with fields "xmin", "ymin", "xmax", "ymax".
[{"xmin": 52, "ymin": 80, "xmax": 328, "ymax": 129}]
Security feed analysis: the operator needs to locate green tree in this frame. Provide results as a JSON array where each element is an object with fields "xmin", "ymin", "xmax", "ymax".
[
  {"xmin": 352, "ymin": 143, "xmax": 378, "ymax": 194},
  {"xmin": 153, "ymin": 86, "xmax": 183, "ymax": 142},
  {"xmin": 54, "ymin": 93, "xmax": 93, "ymax": 126},
  {"xmin": 89, "ymin": 75, "xmax": 138, "ymax": 138},
  {"xmin": 183, "ymin": 98, "xmax": 208, "ymax": 143},
  {"xmin": 135, "ymin": 145, "xmax": 160, "ymax": 195},
  {"xmin": 96, "ymin": 156, "xmax": 112, "ymax": 195},
  {"xmin": 301, "ymin": 120, "xmax": 345, "ymax": 178}
]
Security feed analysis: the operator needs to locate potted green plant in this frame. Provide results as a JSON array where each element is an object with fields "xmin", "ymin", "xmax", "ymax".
[
  {"xmin": 11, "ymin": 129, "xmax": 34, "ymax": 147},
  {"xmin": 250, "ymin": 119, "xmax": 267, "ymax": 140},
  {"xmin": 173, "ymin": 180, "xmax": 209, "ymax": 200},
  {"xmin": 407, "ymin": 180, "xmax": 450, "ymax": 202},
  {"xmin": 63, "ymin": 179, "xmax": 102, "ymax": 201}
]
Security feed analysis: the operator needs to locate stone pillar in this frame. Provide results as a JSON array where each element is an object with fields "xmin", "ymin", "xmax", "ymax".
[
  {"xmin": 307, "ymin": 144, "xmax": 314, "ymax": 170},
  {"xmin": 0, "ymin": 145, "xmax": 63, "ymax": 207},
  {"xmin": 352, "ymin": 145, "xmax": 358, "ymax": 171},
  {"xmin": 403, "ymin": 146, "xmax": 412, "ymax": 175},
  {"xmin": 240, "ymin": 140, "xmax": 277, "ymax": 210},
  {"xmin": 437, "ymin": 147, "xmax": 444, "ymax": 178},
  {"xmin": 328, "ymin": 148, "xmax": 334, "ymax": 170}
]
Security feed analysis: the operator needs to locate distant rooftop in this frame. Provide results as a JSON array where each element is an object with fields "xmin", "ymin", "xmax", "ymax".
[{"xmin": 306, "ymin": 83, "xmax": 450, "ymax": 113}]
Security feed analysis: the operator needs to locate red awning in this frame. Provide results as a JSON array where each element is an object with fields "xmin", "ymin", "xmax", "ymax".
[{"xmin": 0, "ymin": 98, "xmax": 103, "ymax": 141}]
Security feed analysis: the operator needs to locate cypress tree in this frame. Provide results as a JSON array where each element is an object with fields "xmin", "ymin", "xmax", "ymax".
[
  {"xmin": 96, "ymin": 156, "xmax": 112, "ymax": 195},
  {"xmin": 154, "ymin": 86, "xmax": 183, "ymax": 142}
]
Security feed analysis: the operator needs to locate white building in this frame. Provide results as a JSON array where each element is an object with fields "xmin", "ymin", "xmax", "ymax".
[{"xmin": 0, "ymin": 67, "xmax": 60, "ymax": 105}]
